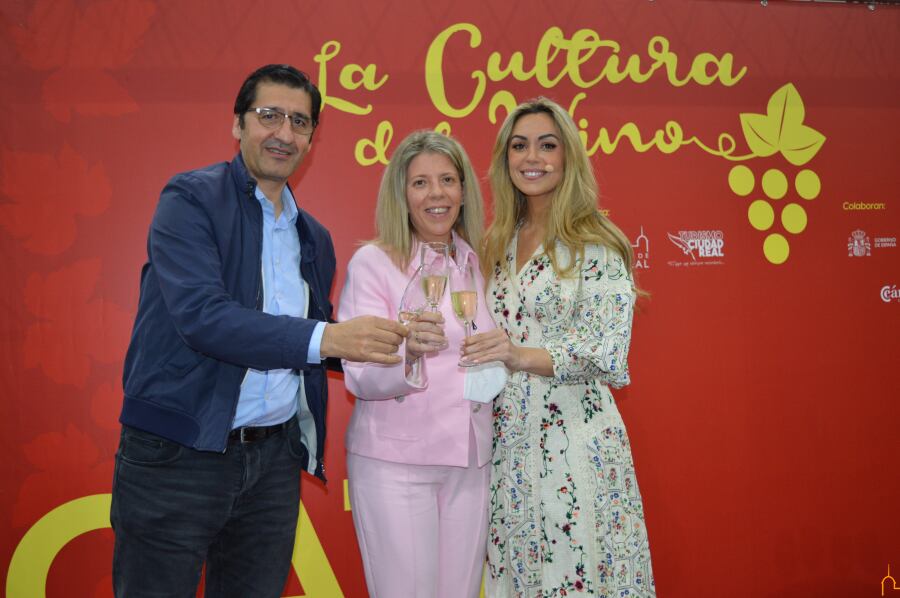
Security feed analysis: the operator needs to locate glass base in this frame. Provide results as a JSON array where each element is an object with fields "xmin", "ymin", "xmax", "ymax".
[{"xmin": 458, "ymin": 358, "xmax": 477, "ymax": 368}]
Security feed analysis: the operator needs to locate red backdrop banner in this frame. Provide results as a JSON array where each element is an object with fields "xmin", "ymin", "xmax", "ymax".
[{"xmin": 1, "ymin": 1, "xmax": 898, "ymax": 596}]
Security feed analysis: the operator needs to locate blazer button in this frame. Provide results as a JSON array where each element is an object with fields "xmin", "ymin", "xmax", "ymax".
[{"xmin": 395, "ymin": 396, "xmax": 405, "ymax": 403}]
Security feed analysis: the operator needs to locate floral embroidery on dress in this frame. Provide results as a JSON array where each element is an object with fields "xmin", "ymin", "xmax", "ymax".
[{"xmin": 485, "ymin": 239, "xmax": 655, "ymax": 598}]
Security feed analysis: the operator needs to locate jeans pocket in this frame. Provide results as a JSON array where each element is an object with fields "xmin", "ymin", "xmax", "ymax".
[{"xmin": 119, "ymin": 427, "xmax": 183, "ymax": 466}]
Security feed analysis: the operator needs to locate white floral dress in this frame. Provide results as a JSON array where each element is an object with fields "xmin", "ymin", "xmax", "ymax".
[{"xmin": 485, "ymin": 238, "xmax": 655, "ymax": 598}]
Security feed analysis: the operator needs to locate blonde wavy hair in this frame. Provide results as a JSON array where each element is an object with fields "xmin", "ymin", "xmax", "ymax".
[
  {"xmin": 482, "ymin": 97, "xmax": 636, "ymax": 281},
  {"xmin": 372, "ymin": 130, "xmax": 485, "ymax": 270}
]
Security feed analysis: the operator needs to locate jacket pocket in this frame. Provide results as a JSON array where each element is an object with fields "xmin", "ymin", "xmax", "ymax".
[{"xmin": 159, "ymin": 343, "xmax": 203, "ymax": 377}]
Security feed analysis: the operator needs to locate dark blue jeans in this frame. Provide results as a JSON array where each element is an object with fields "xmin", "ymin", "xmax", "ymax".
[{"xmin": 110, "ymin": 419, "xmax": 306, "ymax": 598}]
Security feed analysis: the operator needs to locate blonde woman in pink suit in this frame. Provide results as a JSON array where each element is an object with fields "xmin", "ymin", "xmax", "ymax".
[{"xmin": 338, "ymin": 130, "xmax": 506, "ymax": 598}]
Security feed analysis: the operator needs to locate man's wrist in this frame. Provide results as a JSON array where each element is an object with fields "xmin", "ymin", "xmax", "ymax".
[{"xmin": 319, "ymin": 322, "xmax": 335, "ymax": 359}]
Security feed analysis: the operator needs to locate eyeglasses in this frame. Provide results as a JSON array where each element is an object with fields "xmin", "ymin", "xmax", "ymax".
[{"xmin": 248, "ymin": 107, "xmax": 315, "ymax": 135}]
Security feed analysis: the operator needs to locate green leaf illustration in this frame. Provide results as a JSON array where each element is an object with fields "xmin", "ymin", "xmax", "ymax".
[{"xmin": 739, "ymin": 83, "xmax": 826, "ymax": 165}]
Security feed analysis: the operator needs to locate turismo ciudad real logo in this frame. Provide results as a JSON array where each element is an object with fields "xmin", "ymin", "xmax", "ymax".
[{"xmin": 666, "ymin": 229, "xmax": 725, "ymax": 267}]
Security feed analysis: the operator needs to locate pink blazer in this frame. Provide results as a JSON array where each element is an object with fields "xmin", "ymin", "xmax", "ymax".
[{"xmin": 338, "ymin": 235, "xmax": 494, "ymax": 467}]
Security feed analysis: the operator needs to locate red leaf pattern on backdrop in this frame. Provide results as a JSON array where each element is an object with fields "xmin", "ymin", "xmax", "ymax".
[
  {"xmin": 42, "ymin": 69, "xmax": 142, "ymax": 123},
  {"xmin": 13, "ymin": 424, "xmax": 113, "ymax": 527},
  {"xmin": 23, "ymin": 259, "xmax": 132, "ymax": 387},
  {"xmin": 7, "ymin": 0, "xmax": 156, "ymax": 122},
  {"xmin": 0, "ymin": 145, "xmax": 112, "ymax": 255}
]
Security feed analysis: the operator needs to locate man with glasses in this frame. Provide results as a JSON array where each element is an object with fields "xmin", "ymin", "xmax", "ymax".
[{"xmin": 110, "ymin": 64, "xmax": 406, "ymax": 597}]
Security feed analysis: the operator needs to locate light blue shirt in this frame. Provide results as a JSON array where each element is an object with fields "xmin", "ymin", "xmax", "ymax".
[{"xmin": 233, "ymin": 186, "xmax": 326, "ymax": 429}]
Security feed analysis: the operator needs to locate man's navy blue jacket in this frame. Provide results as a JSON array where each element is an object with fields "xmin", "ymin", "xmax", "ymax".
[{"xmin": 121, "ymin": 153, "xmax": 336, "ymax": 480}]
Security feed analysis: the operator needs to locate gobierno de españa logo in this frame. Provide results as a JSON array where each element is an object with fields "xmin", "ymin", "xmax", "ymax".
[{"xmin": 726, "ymin": 83, "xmax": 825, "ymax": 265}]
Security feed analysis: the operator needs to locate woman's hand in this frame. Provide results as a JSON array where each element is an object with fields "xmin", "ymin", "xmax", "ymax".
[
  {"xmin": 461, "ymin": 328, "xmax": 522, "ymax": 370},
  {"xmin": 405, "ymin": 311, "xmax": 448, "ymax": 359},
  {"xmin": 462, "ymin": 328, "xmax": 555, "ymax": 376}
]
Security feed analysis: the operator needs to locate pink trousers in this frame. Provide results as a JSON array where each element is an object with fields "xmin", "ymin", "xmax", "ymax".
[{"xmin": 347, "ymin": 432, "xmax": 490, "ymax": 598}]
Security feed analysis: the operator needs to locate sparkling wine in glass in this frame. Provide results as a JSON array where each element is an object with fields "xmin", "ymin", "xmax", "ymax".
[
  {"xmin": 450, "ymin": 260, "xmax": 478, "ymax": 367},
  {"xmin": 419, "ymin": 242, "xmax": 449, "ymax": 312}
]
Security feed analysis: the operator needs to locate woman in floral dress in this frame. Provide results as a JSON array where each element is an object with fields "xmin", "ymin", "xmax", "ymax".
[{"xmin": 462, "ymin": 97, "xmax": 655, "ymax": 598}]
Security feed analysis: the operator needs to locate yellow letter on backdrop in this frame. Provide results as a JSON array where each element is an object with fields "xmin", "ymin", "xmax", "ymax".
[
  {"xmin": 426, "ymin": 23, "xmax": 485, "ymax": 118},
  {"xmin": 7, "ymin": 495, "xmax": 341, "ymax": 598}
]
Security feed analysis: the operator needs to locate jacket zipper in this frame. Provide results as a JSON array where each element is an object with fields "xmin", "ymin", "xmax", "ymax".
[{"xmin": 222, "ymin": 182, "xmax": 262, "ymax": 452}]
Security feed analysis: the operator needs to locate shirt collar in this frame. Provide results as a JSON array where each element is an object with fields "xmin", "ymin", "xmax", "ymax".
[
  {"xmin": 451, "ymin": 229, "xmax": 475, "ymax": 267},
  {"xmin": 254, "ymin": 185, "xmax": 298, "ymax": 225},
  {"xmin": 412, "ymin": 230, "xmax": 473, "ymax": 256}
]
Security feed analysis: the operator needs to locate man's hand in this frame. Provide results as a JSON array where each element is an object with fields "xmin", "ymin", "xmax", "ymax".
[{"xmin": 321, "ymin": 316, "xmax": 408, "ymax": 364}]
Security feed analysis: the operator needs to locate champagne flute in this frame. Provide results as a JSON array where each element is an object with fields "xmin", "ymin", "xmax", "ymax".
[
  {"xmin": 398, "ymin": 266, "xmax": 427, "ymax": 375},
  {"xmin": 398, "ymin": 265, "xmax": 426, "ymax": 325},
  {"xmin": 420, "ymin": 242, "xmax": 449, "ymax": 312},
  {"xmin": 450, "ymin": 260, "xmax": 478, "ymax": 367}
]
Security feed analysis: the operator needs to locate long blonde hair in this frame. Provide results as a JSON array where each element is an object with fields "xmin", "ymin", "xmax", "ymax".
[
  {"xmin": 482, "ymin": 97, "xmax": 634, "ymax": 279},
  {"xmin": 373, "ymin": 130, "xmax": 485, "ymax": 270}
]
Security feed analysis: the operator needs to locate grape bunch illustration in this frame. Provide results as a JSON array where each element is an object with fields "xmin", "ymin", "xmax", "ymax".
[{"xmin": 727, "ymin": 84, "xmax": 825, "ymax": 265}]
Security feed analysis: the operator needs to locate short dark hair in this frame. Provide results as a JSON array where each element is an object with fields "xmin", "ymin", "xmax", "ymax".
[{"xmin": 233, "ymin": 64, "xmax": 322, "ymax": 129}]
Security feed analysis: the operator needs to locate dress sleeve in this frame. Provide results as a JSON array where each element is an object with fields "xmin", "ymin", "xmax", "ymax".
[
  {"xmin": 545, "ymin": 245, "xmax": 635, "ymax": 388},
  {"xmin": 337, "ymin": 246, "xmax": 428, "ymax": 400}
]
